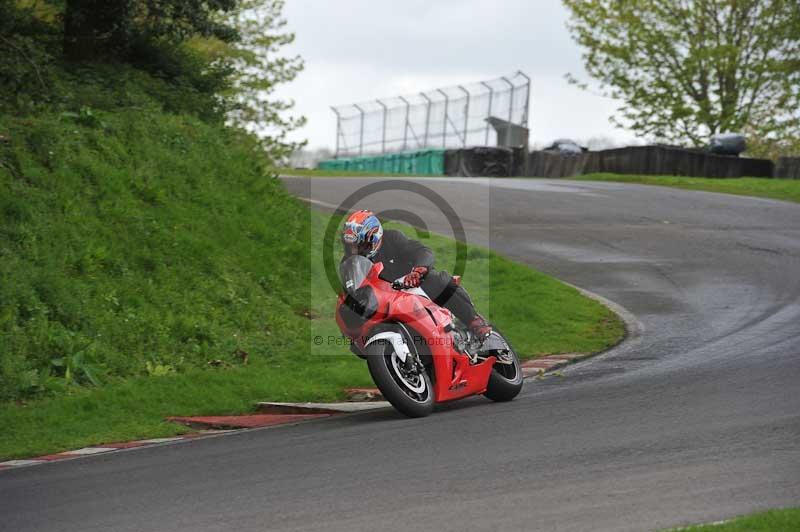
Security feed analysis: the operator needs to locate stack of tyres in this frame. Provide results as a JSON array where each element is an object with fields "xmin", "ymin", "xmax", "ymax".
[
  {"xmin": 383, "ymin": 153, "xmax": 400, "ymax": 174},
  {"xmin": 411, "ymin": 149, "xmax": 445, "ymax": 175},
  {"xmin": 416, "ymin": 151, "xmax": 428, "ymax": 174},
  {"xmin": 380, "ymin": 155, "xmax": 391, "ymax": 173},
  {"xmin": 416, "ymin": 150, "xmax": 432, "ymax": 174},
  {"xmin": 400, "ymin": 153, "xmax": 413, "ymax": 174},
  {"xmin": 408, "ymin": 152, "xmax": 419, "ymax": 174},
  {"xmin": 430, "ymin": 150, "xmax": 445, "ymax": 175}
]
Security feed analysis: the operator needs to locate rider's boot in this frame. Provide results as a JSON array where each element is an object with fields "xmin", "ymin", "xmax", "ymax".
[{"xmin": 469, "ymin": 313, "xmax": 492, "ymax": 340}]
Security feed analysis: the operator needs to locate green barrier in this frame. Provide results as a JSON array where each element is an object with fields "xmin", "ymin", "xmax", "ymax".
[
  {"xmin": 409, "ymin": 152, "xmax": 420, "ymax": 174},
  {"xmin": 400, "ymin": 152, "xmax": 413, "ymax": 174},
  {"xmin": 430, "ymin": 150, "xmax": 445, "ymax": 174},
  {"xmin": 382, "ymin": 154, "xmax": 394, "ymax": 173},
  {"xmin": 386, "ymin": 154, "xmax": 397, "ymax": 173},
  {"xmin": 417, "ymin": 149, "xmax": 445, "ymax": 174},
  {"xmin": 317, "ymin": 149, "xmax": 446, "ymax": 176},
  {"xmin": 420, "ymin": 150, "xmax": 434, "ymax": 174}
]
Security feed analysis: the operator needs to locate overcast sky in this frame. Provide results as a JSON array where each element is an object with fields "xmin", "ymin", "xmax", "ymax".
[{"xmin": 275, "ymin": 0, "xmax": 640, "ymax": 150}]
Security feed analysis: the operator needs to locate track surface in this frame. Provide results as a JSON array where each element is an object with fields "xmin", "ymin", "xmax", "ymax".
[{"xmin": 2, "ymin": 178, "xmax": 799, "ymax": 531}]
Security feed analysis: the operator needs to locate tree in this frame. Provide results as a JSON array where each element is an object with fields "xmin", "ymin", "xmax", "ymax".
[
  {"xmin": 3, "ymin": 0, "xmax": 304, "ymax": 158},
  {"xmin": 563, "ymin": 0, "xmax": 800, "ymax": 154},
  {"xmin": 62, "ymin": 0, "xmax": 238, "ymax": 62},
  {"xmin": 220, "ymin": 0, "xmax": 306, "ymax": 160}
]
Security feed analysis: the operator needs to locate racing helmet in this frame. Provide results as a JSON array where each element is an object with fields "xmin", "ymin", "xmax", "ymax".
[{"xmin": 342, "ymin": 210, "xmax": 383, "ymax": 258}]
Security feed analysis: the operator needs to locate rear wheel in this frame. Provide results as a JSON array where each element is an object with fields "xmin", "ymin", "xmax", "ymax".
[
  {"xmin": 365, "ymin": 338, "xmax": 434, "ymax": 418},
  {"xmin": 483, "ymin": 331, "xmax": 523, "ymax": 402}
]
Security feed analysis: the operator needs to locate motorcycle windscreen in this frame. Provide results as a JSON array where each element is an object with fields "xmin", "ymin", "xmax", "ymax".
[
  {"xmin": 339, "ymin": 255, "xmax": 373, "ymax": 296},
  {"xmin": 338, "ymin": 255, "xmax": 378, "ymax": 327}
]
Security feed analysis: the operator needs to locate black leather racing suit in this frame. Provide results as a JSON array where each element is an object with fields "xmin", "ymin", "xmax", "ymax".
[{"xmin": 346, "ymin": 229, "xmax": 479, "ymax": 324}]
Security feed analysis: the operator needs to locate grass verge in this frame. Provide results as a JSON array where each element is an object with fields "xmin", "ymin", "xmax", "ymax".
[
  {"xmin": 573, "ymin": 173, "xmax": 800, "ymax": 204},
  {"xmin": 663, "ymin": 507, "xmax": 800, "ymax": 531},
  {"xmin": 0, "ymin": 207, "xmax": 622, "ymax": 460}
]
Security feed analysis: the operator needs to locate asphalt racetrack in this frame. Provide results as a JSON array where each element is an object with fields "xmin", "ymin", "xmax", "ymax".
[{"xmin": 2, "ymin": 177, "xmax": 799, "ymax": 531}]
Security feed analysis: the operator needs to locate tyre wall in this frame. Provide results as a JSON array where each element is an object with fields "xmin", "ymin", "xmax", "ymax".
[
  {"xmin": 775, "ymin": 157, "xmax": 800, "ymax": 179},
  {"xmin": 524, "ymin": 146, "xmax": 774, "ymax": 178},
  {"xmin": 318, "ymin": 146, "xmax": 777, "ymax": 179}
]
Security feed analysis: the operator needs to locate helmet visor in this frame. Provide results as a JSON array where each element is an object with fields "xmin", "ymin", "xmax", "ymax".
[{"xmin": 344, "ymin": 239, "xmax": 373, "ymax": 257}]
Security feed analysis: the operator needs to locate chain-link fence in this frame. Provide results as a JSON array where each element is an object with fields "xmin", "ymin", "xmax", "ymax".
[{"xmin": 331, "ymin": 71, "xmax": 530, "ymax": 158}]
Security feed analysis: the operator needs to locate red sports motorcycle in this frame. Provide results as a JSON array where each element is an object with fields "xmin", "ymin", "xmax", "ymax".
[{"xmin": 336, "ymin": 255, "xmax": 523, "ymax": 417}]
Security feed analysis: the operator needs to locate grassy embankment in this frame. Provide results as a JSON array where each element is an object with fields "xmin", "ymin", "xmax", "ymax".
[
  {"xmin": 283, "ymin": 168, "xmax": 800, "ymax": 204},
  {"xmin": 663, "ymin": 508, "xmax": 800, "ymax": 531},
  {"xmin": 0, "ymin": 73, "xmax": 622, "ymax": 461}
]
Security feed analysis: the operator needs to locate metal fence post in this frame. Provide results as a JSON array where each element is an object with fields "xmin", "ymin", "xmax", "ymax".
[
  {"xmin": 480, "ymin": 81, "xmax": 493, "ymax": 146},
  {"xmin": 458, "ymin": 85, "xmax": 469, "ymax": 147},
  {"xmin": 330, "ymin": 106, "xmax": 341, "ymax": 158},
  {"xmin": 500, "ymin": 76, "xmax": 514, "ymax": 147},
  {"xmin": 353, "ymin": 104, "xmax": 365, "ymax": 156},
  {"xmin": 436, "ymin": 88, "xmax": 448, "ymax": 148},
  {"xmin": 376, "ymin": 99, "xmax": 388, "ymax": 154},
  {"xmin": 398, "ymin": 96, "xmax": 411, "ymax": 151},
  {"xmin": 517, "ymin": 70, "xmax": 531, "ymax": 128},
  {"xmin": 420, "ymin": 92, "xmax": 432, "ymax": 149}
]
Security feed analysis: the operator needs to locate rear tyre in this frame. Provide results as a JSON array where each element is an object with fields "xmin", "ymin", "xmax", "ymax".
[
  {"xmin": 483, "ymin": 331, "xmax": 523, "ymax": 402},
  {"xmin": 365, "ymin": 339, "xmax": 434, "ymax": 418}
]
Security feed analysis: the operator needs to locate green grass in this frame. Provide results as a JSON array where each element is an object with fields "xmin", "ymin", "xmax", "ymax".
[
  {"xmin": 663, "ymin": 508, "xmax": 800, "ymax": 531},
  {"xmin": 573, "ymin": 173, "xmax": 800, "ymax": 204},
  {"xmin": 0, "ymin": 206, "xmax": 622, "ymax": 460},
  {"xmin": 0, "ymin": 202, "xmax": 622, "ymax": 460}
]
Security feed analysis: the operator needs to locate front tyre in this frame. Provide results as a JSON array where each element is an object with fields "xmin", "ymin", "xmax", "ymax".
[
  {"xmin": 483, "ymin": 331, "xmax": 523, "ymax": 402},
  {"xmin": 365, "ymin": 339, "xmax": 434, "ymax": 418}
]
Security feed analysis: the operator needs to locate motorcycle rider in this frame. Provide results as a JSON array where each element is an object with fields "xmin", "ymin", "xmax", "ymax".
[{"xmin": 341, "ymin": 209, "xmax": 492, "ymax": 339}]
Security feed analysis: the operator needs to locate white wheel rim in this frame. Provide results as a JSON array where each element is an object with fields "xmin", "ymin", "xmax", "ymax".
[{"xmin": 390, "ymin": 352, "xmax": 427, "ymax": 394}]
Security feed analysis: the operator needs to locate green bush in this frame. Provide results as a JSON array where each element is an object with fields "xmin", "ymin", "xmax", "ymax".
[{"xmin": 0, "ymin": 1, "xmax": 230, "ymax": 121}]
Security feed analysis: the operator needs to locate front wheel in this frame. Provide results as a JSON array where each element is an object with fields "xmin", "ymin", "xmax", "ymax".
[
  {"xmin": 483, "ymin": 331, "xmax": 523, "ymax": 402},
  {"xmin": 365, "ymin": 338, "xmax": 434, "ymax": 418}
]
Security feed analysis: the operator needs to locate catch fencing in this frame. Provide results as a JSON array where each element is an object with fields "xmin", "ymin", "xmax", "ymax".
[{"xmin": 331, "ymin": 72, "xmax": 530, "ymax": 158}]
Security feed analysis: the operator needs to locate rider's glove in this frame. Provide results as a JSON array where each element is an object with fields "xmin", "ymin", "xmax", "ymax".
[{"xmin": 402, "ymin": 266, "xmax": 428, "ymax": 288}]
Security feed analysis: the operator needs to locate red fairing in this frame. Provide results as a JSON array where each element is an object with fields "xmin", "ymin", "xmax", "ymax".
[{"xmin": 336, "ymin": 261, "xmax": 496, "ymax": 403}]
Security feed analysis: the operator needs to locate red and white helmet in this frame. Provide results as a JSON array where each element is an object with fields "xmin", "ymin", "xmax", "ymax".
[{"xmin": 342, "ymin": 210, "xmax": 383, "ymax": 258}]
